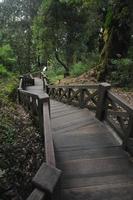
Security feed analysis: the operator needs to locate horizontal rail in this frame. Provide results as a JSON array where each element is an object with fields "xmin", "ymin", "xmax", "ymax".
[
  {"xmin": 48, "ymin": 84, "xmax": 99, "ymax": 89},
  {"xmin": 104, "ymin": 89, "xmax": 133, "ymax": 149},
  {"xmin": 18, "ymin": 76, "xmax": 58, "ymax": 199},
  {"xmin": 48, "ymin": 84, "xmax": 99, "ymax": 110},
  {"xmin": 108, "ymin": 91, "xmax": 133, "ymax": 114},
  {"xmin": 45, "ymin": 80, "xmax": 133, "ymax": 153},
  {"xmin": 43, "ymin": 102, "xmax": 56, "ymax": 166},
  {"xmin": 18, "ymin": 88, "xmax": 55, "ymax": 166}
]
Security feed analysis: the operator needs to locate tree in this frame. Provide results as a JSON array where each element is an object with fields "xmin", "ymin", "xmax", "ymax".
[
  {"xmin": 0, "ymin": 0, "xmax": 42, "ymax": 73},
  {"xmin": 0, "ymin": 44, "xmax": 16, "ymax": 70},
  {"xmin": 98, "ymin": 0, "xmax": 133, "ymax": 81},
  {"xmin": 33, "ymin": 0, "xmax": 102, "ymax": 76}
]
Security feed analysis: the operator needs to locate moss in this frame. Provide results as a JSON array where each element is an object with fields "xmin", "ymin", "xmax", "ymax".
[{"xmin": 104, "ymin": 7, "xmax": 113, "ymax": 29}]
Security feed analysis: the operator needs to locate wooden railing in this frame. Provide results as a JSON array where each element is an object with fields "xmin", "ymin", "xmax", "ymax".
[
  {"xmin": 19, "ymin": 74, "xmax": 34, "ymax": 89},
  {"xmin": 48, "ymin": 84, "xmax": 99, "ymax": 110},
  {"xmin": 105, "ymin": 91, "xmax": 133, "ymax": 149},
  {"xmin": 17, "ymin": 73, "xmax": 133, "ymax": 198},
  {"xmin": 18, "ymin": 76, "xmax": 61, "ymax": 200},
  {"xmin": 41, "ymin": 74, "xmax": 133, "ymax": 153}
]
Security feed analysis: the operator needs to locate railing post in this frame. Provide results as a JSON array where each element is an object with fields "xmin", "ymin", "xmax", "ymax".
[
  {"xmin": 79, "ymin": 88, "xmax": 85, "ymax": 108},
  {"xmin": 128, "ymin": 115, "xmax": 133, "ymax": 138},
  {"xmin": 123, "ymin": 114, "xmax": 133, "ymax": 151},
  {"xmin": 38, "ymin": 96, "xmax": 50, "ymax": 137},
  {"xmin": 96, "ymin": 83, "xmax": 111, "ymax": 121},
  {"xmin": 38, "ymin": 98, "xmax": 45, "ymax": 137},
  {"xmin": 67, "ymin": 88, "xmax": 71, "ymax": 104}
]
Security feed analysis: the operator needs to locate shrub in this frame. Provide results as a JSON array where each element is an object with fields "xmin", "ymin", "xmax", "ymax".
[
  {"xmin": 70, "ymin": 62, "xmax": 88, "ymax": 77},
  {"xmin": 46, "ymin": 66, "xmax": 64, "ymax": 83},
  {"xmin": 111, "ymin": 58, "xmax": 133, "ymax": 87},
  {"xmin": 0, "ymin": 64, "xmax": 10, "ymax": 78}
]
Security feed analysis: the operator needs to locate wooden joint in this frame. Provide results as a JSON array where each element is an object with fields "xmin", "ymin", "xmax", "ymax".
[{"xmin": 32, "ymin": 162, "xmax": 61, "ymax": 194}]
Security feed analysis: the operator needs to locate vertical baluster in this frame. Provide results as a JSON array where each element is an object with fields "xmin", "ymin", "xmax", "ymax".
[
  {"xmin": 67, "ymin": 88, "xmax": 71, "ymax": 104},
  {"xmin": 96, "ymin": 83, "xmax": 111, "ymax": 121},
  {"xmin": 123, "ymin": 114, "xmax": 133, "ymax": 152},
  {"xmin": 79, "ymin": 88, "xmax": 85, "ymax": 108}
]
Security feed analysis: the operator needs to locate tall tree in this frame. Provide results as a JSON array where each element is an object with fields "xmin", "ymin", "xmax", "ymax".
[
  {"xmin": 0, "ymin": 0, "xmax": 42, "ymax": 72},
  {"xmin": 98, "ymin": 0, "xmax": 133, "ymax": 81},
  {"xmin": 33, "ymin": 0, "xmax": 102, "ymax": 76}
]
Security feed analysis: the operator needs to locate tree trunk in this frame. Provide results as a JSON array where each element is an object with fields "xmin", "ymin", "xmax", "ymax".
[
  {"xmin": 98, "ymin": 0, "xmax": 132, "ymax": 81},
  {"xmin": 55, "ymin": 51, "xmax": 70, "ymax": 77}
]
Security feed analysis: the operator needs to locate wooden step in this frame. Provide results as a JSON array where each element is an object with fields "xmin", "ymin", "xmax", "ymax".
[
  {"xmin": 53, "ymin": 131, "xmax": 118, "ymax": 151},
  {"xmin": 57, "ymin": 157, "xmax": 133, "ymax": 189},
  {"xmin": 58, "ymin": 182, "xmax": 133, "ymax": 200},
  {"xmin": 57, "ymin": 157, "xmax": 132, "ymax": 178},
  {"xmin": 55, "ymin": 146, "xmax": 127, "ymax": 162}
]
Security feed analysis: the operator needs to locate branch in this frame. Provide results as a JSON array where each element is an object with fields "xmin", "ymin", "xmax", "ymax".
[{"xmin": 55, "ymin": 51, "xmax": 68, "ymax": 71}]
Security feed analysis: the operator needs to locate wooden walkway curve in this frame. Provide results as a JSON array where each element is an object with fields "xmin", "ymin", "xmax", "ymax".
[{"xmin": 25, "ymin": 78, "xmax": 133, "ymax": 200}]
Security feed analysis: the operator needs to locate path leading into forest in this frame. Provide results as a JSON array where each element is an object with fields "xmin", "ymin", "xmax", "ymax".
[{"xmin": 26, "ymin": 78, "xmax": 133, "ymax": 200}]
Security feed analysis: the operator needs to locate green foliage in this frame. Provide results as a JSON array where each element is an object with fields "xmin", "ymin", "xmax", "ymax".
[
  {"xmin": 32, "ymin": 0, "xmax": 102, "ymax": 74},
  {"xmin": 0, "ymin": 72, "xmax": 19, "ymax": 104},
  {"xmin": 70, "ymin": 53, "xmax": 99, "ymax": 77},
  {"xmin": 70, "ymin": 62, "xmax": 88, "ymax": 77},
  {"xmin": 0, "ymin": 74, "xmax": 19, "ymax": 145},
  {"xmin": 46, "ymin": 67, "xmax": 64, "ymax": 83},
  {"xmin": 111, "ymin": 58, "xmax": 133, "ymax": 87},
  {"xmin": 104, "ymin": 7, "xmax": 113, "ymax": 28},
  {"xmin": 0, "ymin": 64, "xmax": 10, "ymax": 78},
  {"xmin": 0, "ymin": 0, "xmax": 42, "ymax": 73},
  {"xmin": 0, "ymin": 44, "xmax": 16, "ymax": 70}
]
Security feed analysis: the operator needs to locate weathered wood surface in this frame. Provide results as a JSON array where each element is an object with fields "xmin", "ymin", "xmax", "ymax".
[
  {"xmin": 50, "ymin": 100, "xmax": 133, "ymax": 200},
  {"xmin": 25, "ymin": 78, "xmax": 133, "ymax": 200},
  {"xmin": 24, "ymin": 78, "xmax": 60, "ymax": 200},
  {"xmin": 32, "ymin": 162, "xmax": 61, "ymax": 193}
]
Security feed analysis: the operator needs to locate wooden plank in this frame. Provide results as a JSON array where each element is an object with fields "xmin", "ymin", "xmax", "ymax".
[
  {"xmin": 55, "ymin": 146, "xmax": 127, "ymax": 162},
  {"xmin": 26, "ymin": 189, "xmax": 45, "ymax": 200},
  {"xmin": 53, "ymin": 131, "xmax": 118, "ymax": 150},
  {"xmin": 51, "ymin": 106, "xmax": 78, "ymax": 114},
  {"xmin": 59, "ymin": 173, "xmax": 133, "ymax": 190},
  {"xmin": 52, "ymin": 117, "xmax": 95, "ymax": 132},
  {"xmin": 59, "ymin": 183, "xmax": 133, "ymax": 200},
  {"xmin": 48, "ymin": 84, "xmax": 99, "ymax": 89},
  {"xmin": 43, "ymin": 102, "xmax": 56, "ymax": 167},
  {"xmin": 57, "ymin": 157, "xmax": 132, "ymax": 178},
  {"xmin": 52, "ymin": 108, "xmax": 91, "ymax": 120},
  {"xmin": 52, "ymin": 119, "xmax": 97, "ymax": 134},
  {"xmin": 52, "ymin": 109, "xmax": 82, "ymax": 119}
]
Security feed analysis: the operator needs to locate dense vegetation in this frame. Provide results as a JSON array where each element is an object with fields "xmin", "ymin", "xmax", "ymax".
[
  {"xmin": 0, "ymin": 70, "xmax": 44, "ymax": 200},
  {"xmin": 0, "ymin": 0, "xmax": 133, "ymax": 199},
  {"xmin": 0, "ymin": 0, "xmax": 133, "ymax": 86}
]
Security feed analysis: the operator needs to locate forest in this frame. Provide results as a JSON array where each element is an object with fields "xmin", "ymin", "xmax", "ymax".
[
  {"xmin": 0, "ymin": 0, "xmax": 133, "ymax": 84},
  {"xmin": 0, "ymin": 0, "xmax": 133, "ymax": 199}
]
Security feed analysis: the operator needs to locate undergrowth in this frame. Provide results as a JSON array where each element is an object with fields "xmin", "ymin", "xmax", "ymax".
[{"xmin": 0, "ymin": 73, "xmax": 44, "ymax": 199}]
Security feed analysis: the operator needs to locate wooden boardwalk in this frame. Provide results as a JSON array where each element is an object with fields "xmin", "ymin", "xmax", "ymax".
[{"xmin": 26, "ymin": 78, "xmax": 133, "ymax": 200}]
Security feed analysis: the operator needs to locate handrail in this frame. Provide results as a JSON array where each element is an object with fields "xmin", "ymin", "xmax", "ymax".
[
  {"xmin": 18, "ymin": 76, "xmax": 59, "ymax": 200},
  {"xmin": 48, "ymin": 84, "xmax": 99, "ymax": 89},
  {"xmin": 45, "ymin": 80, "xmax": 133, "ymax": 153},
  {"xmin": 47, "ymin": 83, "xmax": 99, "ymax": 109},
  {"xmin": 108, "ymin": 91, "xmax": 133, "ymax": 114},
  {"xmin": 18, "ymin": 73, "xmax": 133, "ymax": 199},
  {"xmin": 43, "ymin": 101, "xmax": 56, "ymax": 166},
  {"xmin": 105, "ymin": 90, "xmax": 133, "ymax": 149}
]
